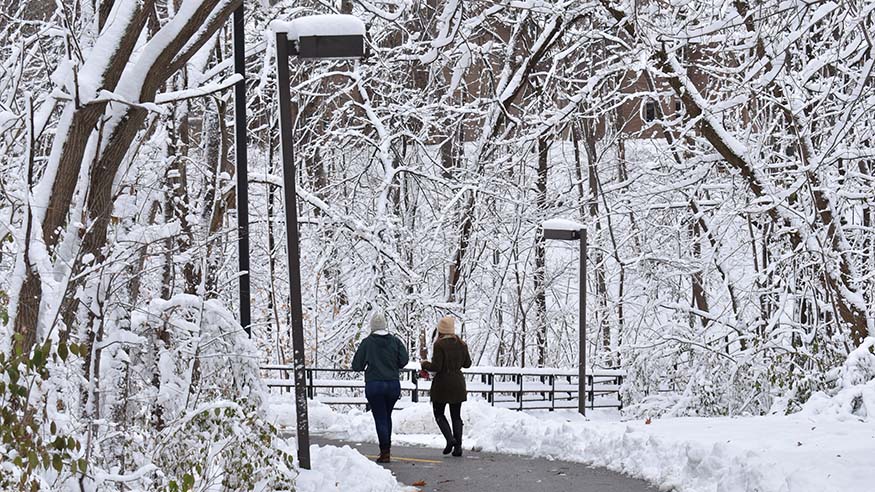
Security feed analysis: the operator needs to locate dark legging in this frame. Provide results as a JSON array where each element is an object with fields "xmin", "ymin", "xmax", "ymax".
[
  {"xmin": 433, "ymin": 401, "xmax": 462, "ymax": 422},
  {"xmin": 365, "ymin": 380, "xmax": 401, "ymax": 450}
]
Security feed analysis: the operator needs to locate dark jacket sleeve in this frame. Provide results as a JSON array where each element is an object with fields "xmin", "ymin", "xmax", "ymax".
[
  {"xmin": 351, "ymin": 338, "xmax": 368, "ymax": 371},
  {"xmin": 462, "ymin": 342, "xmax": 472, "ymax": 368},
  {"xmin": 396, "ymin": 337, "xmax": 410, "ymax": 369},
  {"xmin": 422, "ymin": 342, "xmax": 444, "ymax": 372}
]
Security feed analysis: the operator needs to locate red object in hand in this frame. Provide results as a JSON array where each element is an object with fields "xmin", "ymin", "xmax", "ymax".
[{"xmin": 418, "ymin": 369, "xmax": 430, "ymax": 380}]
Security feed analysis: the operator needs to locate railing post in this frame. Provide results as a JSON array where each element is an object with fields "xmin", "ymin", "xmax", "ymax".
[
  {"xmin": 618, "ymin": 374, "xmax": 624, "ymax": 411},
  {"xmin": 412, "ymin": 370, "xmax": 419, "ymax": 403},
  {"xmin": 307, "ymin": 368, "xmax": 314, "ymax": 399},
  {"xmin": 588, "ymin": 374, "xmax": 594, "ymax": 408},
  {"xmin": 481, "ymin": 373, "xmax": 488, "ymax": 400},
  {"xmin": 518, "ymin": 374, "xmax": 524, "ymax": 411},
  {"xmin": 550, "ymin": 375, "xmax": 555, "ymax": 411},
  {"xmin": 490, "ymin": 374, "xmax": 495, "ymax": 405}
]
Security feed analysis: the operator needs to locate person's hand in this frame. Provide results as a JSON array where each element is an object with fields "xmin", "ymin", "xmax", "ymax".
[{"xmin": 419, "ymin": 346, "xmax": 428, "ymax": 359}]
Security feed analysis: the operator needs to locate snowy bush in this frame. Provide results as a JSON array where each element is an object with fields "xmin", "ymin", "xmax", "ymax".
[
  {"xmin": 86, "ymin": 295, "xmax": 298, "ymax": 490},
  {"xmin": 801, "ymin": 337, "xmax": 875, "ymax": 421},
  {"xmin": 0, "ymin": 339, "xmax": 86, "ymax": 491}
]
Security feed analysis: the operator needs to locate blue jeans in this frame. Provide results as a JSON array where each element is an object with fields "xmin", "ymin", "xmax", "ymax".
[{"xmin": 365, "ymin": 380, "xmax": 401, "ymax": 450}]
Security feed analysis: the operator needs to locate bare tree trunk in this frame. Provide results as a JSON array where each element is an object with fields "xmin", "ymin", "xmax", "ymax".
[
  {"xmin": 689, "ymin": 218, "xmax": 711, "ymax": 325},
  {"xmin": 533, "ymin": 136, "xmax": 550, "ymax": 367},
  {"xmin": 581, "ymin": 123, "xmax": 611, "ymax": 357},
  {"xmin": 13, "ymin": 0, "xmax": 153, "ymax": 353}
]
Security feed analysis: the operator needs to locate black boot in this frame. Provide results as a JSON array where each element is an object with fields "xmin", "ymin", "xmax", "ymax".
[
  {"xmin": 451, "ymin": 418, "xmax": 463, "ymax": 457},
  {"xmin": 436, "ymin": 415, "xmax": 455, "ymax": 455}
]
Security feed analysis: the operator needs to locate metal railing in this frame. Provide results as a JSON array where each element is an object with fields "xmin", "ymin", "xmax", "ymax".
[{"xmin": 262, "ymin": 365, "xmax": 624, "ymax": 411}]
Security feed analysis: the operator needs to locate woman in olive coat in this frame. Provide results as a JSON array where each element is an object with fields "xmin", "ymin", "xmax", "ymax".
[{"xmin": 420, "ymin": 316, "xmax": 471, "ymax": 456}]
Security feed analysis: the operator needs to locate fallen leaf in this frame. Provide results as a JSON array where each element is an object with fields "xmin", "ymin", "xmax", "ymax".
[
  {"xmin": 645, "ymin": 417, "xmax": 652, "ymax": 424},
  {"xmin": 412, "ymin": 480, "xmax": 427, "ymax": 487}
]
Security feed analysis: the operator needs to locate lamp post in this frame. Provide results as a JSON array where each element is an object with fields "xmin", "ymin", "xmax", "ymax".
[
  {"xmin": 541, "ymin": 219, "xmax": 587, "ymax": 416},
  {"xmin": 232, "ymin": 4, "xmax": 251, "ymax": 337},
  {"xmin": 273, "ymin": 15, "xmax": 366, "ymax": 470}
]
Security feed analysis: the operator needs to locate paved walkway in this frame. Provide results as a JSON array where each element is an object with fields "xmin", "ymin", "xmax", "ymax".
[{"xmin": 313, "ymin": 436, "xmax": 655, "ymax": 492}]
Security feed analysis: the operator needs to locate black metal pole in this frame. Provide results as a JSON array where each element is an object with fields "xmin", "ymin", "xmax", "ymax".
[
  {"xmin": 275, "ymin": 32, "xmax": 311, "ymax": 470},
  {"xmin": 233, "ymin": 5, "xmax": 251, "ymax": 336},
  {"xmin": 579, "ymin": 228, "xmax": 587, "ymax": 417}
]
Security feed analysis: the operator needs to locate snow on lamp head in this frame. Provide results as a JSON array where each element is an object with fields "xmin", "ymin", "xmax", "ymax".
[
  {"xmin": 270, "ymin": 14, "xmax": 366, "ymax": 59},
  {"xmin": 541, "ymin": 218, "xmax": 585, "ymax": 240}
]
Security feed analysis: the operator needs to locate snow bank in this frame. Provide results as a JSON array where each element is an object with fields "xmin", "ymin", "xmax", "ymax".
[
  {"xmin": 269, "ymin": 396, "xmax": 875, "ymax": 492},
  {"xmin": 297, "ymin": 444, "xmax": 412, "ymax": 492},
  {"xmin": 270, "ymin": 15, "xmax": 366, "ymax": 41}
]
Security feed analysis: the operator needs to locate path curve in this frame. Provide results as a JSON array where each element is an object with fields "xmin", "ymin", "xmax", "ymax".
[{"xmin": 314, "ymin": 436, "xmax": 656, "ymax": 492}]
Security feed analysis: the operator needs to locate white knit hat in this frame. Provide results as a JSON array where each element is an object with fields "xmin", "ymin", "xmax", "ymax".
[
  {"xmin": 437, "ymin": 316, "xmax": 455, "ymax": 335},
  {"xmin": 370, "ymin": 312, "xmax": 387, "ymax": 333}
]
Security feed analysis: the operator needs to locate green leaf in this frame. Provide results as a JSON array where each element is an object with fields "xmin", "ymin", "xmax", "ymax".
[
  {"xmin": 52, "ymin": 454, "xmax": 62, "ymax": 472},
  {"xmin": 77, "ymin": 458, "xmax": 87, "ymax": 474},
  {"xmin": 182, "ymin": 473, "xmax": 195, "ymax": 491},
  {"xmin": 58, "ymin": 343, "xmax": 68, "ymax": 362},
  {"xmin": 31, "ymin": 348, "xmax": 42, "ymax": 368}
]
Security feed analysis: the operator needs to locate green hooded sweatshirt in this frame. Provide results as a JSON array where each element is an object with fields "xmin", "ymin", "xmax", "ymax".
[{"xmin": 351, "ymin": 333, "xmax": 410, "ymax": 382}]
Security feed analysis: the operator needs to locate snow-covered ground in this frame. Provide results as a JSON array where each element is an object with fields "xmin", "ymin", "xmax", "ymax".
[{"xmin": 268, "ymin": 396, "xmax": 874, "ymax": 492}]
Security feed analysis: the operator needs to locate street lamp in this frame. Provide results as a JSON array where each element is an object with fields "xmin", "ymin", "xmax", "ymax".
[
  {"xmin": 232, "ymin": 3, "xmax": 250, "ymax": 336},
  {"xmin": 541, "ymin": 218, "xmax": 587, "ymax": 416},
  {"xmin": 272, "ymin": 14, "xmax": 366, "ymax": 470}
]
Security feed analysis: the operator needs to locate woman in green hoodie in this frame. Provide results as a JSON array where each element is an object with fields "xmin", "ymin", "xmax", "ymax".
[{"xmin": 352, "ymin": 312, "xmax": 409, "ymax": 463}]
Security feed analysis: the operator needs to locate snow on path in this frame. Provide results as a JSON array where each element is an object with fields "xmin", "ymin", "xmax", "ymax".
[
  {"xmin": 297, "ymin": 444, "xmax": 415, "ymax": 492},
  {"xmin": 269, "ymin": 396, "xmax": 874, "ymax": 492}
]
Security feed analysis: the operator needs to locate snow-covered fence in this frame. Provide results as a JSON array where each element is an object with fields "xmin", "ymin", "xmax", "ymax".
[{"xmin": 262, "ymin": 364, "xmax": 624, "ymax": 411}]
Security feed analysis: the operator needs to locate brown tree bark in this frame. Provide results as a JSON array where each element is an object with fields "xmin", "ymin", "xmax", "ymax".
[
  {"xmin": 533, "ymin": 136, "xmax": 550, "ymax": 367},
  {"xmin": 13, "ymin": 0, "xmax": 154, "ymax": 354}
]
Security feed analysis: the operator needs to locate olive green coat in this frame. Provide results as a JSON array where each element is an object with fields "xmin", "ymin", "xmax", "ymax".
[{"xmin": 421, "ymin": 336, "xmax": 472, "ymax": 403}]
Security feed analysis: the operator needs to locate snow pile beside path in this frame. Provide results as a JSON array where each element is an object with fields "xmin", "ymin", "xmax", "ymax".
[
  {"xmin": 297, "ymin": 444, "xmax": 412, "ymax": 492},
  {"xmin": 269, "ymin": 396, "xmax": 874, "ymax": 492},
  {"xmin": 803, "ymin": 337, "xmax": 875, "ymax": 421}
]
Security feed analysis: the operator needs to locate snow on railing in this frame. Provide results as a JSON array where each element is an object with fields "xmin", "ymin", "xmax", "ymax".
[{"xmin": 261, "ymin": 365, "xmax": 625, "ymax": 412}]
